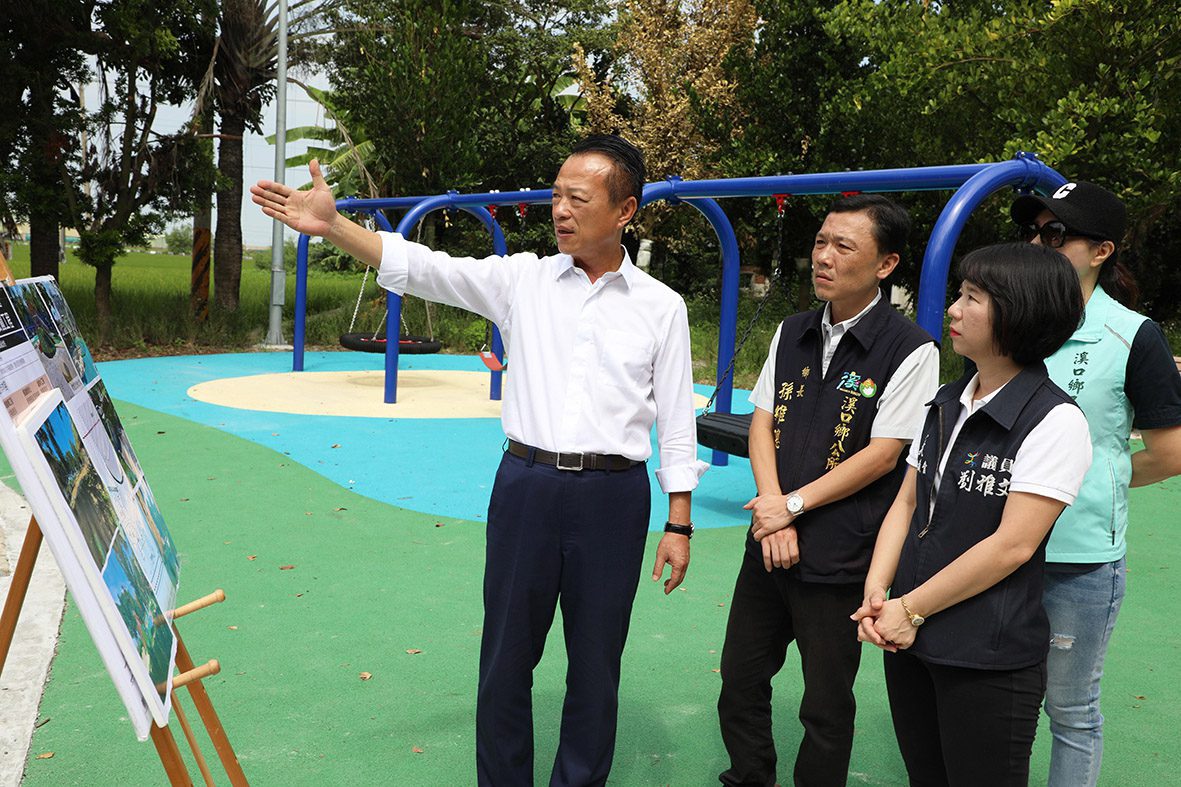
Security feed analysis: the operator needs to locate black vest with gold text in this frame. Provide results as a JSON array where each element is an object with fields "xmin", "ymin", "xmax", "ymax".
[{"xmin": 755, "ymin": 297, "xmax": 933, "ymax": 582}]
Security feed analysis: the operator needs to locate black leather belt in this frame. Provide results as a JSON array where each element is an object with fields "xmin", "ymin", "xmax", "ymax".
[{"xmin": 506, "ymin": 440, "xmax": 641, "ymax": 471}]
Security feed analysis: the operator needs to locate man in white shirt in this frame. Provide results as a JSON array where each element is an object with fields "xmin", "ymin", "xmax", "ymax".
[
  {"xmin": 717, "ymin": 195, "xmax": 940, "ymax": 787},
  {"xmin": 252, "ymin": 135, "xmax": 707, "ymax": 786}
]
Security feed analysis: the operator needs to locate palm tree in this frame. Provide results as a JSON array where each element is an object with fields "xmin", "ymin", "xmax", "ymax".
[
  {"xmin": 270, "ymin": 81, "xmax": 379, "ymax": 201},
  {"xmin": 204, "ymin": 0, "xmax": 337, "ymax": 312}
]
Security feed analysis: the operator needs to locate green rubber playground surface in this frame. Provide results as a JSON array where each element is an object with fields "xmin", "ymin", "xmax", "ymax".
[{"xmin": 13, "ymin": 399, "xmax": 1181, "ymax": 785}]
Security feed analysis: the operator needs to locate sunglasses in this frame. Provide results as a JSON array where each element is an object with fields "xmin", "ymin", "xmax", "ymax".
[{"xmin": 1017, "ymin": 221, "xmax": 1104, "ymax": 249}]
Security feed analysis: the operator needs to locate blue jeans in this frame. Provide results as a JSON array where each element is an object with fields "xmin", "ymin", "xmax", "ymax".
[{"xmin": 1042, "ymin": 558, "xmax": 1126, "ymax": 787}]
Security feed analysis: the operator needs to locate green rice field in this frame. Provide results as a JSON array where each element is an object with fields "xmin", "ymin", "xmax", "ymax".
[{"xmin": 3, "ymin": 242, "xmax": 1175, "ymax": 388}]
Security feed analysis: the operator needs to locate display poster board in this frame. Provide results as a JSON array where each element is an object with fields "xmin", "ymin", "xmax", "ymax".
[{"xmin": 0, "ymin": 277, "xmax": 180, "ymax": 740}]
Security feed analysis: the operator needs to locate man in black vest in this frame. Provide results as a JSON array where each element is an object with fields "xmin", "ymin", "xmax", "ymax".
[{"xmin": 717, "ymin": 194, "xmax": 939, "ymax": 787}]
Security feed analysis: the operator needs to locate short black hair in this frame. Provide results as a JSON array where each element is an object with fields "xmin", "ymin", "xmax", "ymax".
[
  {"xmin": 570, "ymin": 134, "xmax": 646, "ymax": 207},
  {"xmin": 827, "ymin": 194, "xmax": 911, "ymax": 257},
  {"xmin": 956, "ymin": 242, "xmax": 1084, "ymax": 366}
]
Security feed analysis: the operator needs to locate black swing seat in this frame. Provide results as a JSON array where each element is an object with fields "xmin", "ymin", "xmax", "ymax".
[
  {"xmin": 696, "ymin": 411, "xmax": 753, "ymax": 458},
  {"xmin": 339, "ymin": 333, "xmax": 443, "ymax": 354}
]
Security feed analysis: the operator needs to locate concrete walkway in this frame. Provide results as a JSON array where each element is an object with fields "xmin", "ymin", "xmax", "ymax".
[{"xmin": 0, "ymin": 483, "xmax": 65, "ymax": 787}]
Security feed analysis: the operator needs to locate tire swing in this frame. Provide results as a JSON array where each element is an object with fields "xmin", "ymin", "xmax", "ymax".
[
  {"xmin": 696, "ymin": 194, "xmax": 790, "ymax": 458},
  {"xmin": 338, "ymin": 263, "xmax": 442, "ymax": 355}
]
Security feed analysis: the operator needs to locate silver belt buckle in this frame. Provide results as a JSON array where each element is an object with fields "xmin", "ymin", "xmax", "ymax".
[{"xmin": 556, "ymin": 452, "xmax": 584, "ymax": 471}]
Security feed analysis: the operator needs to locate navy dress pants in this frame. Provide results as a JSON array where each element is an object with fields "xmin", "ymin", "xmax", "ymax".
[{"xmin": 476, "ymin": 450, "xmax": 651, "ymax": 787}]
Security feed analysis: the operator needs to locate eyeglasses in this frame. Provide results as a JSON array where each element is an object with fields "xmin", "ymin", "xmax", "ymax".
[{"xmin": 1017, "ymin": 221, "xmax": 1104, "ymax": 249}]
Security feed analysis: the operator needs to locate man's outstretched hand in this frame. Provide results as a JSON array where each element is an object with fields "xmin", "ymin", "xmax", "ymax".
[{"xmin": 250, "ymin": 159, "xmax": 340, "ymax": 238}]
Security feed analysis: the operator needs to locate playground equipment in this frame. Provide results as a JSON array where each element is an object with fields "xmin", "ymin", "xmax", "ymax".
[
  {"xmin": 291, "ymin": 153, "xmax": 1068, "ymax": 466},
  {"xmin": 337, "ymin": 222, "xmax": 444, "ymax": 355}
]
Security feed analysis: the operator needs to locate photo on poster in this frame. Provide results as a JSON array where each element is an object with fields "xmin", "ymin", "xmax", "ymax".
[
  {"xmin": 87, "ymin": 379, "xmax": 142, "ymax": 489},
  {"xmin": 135, "ymin": 482, "xmax": 181, "ymax": 591},
  {"xmin": 0, "ymin": 287, "xmax": 54, "ymax": 422},
  {"xmin": 31, "ymin": 398, "xmax": 119, "ymax": 568},
  {"xmin": 119, "ymin": 497, "xmax": 178, "ymax": 613},
  {"xmin": 35, "ymin": 279, "xmax": 79, "ymax": 336},
  {"xmin": 36, "ymin": 280, "xmax": 99, "ymax": 385},
  {"xmin": 5, "ymin": 281, "xmax": 81, "ymax": 398},
  {"xmin": 0, "ymin": 286, "xmax": 29, "ymax": 353},
  {"xmin": 17, "ymin": 385, "xmax": 174, "ymax": 729},
  {"xmin": 101, "ymin": 529, "xmax": 176, "ymax": 699},
  {"xmin": 71, "ymin": 391, "xmax": 122, "ymax": 487}
]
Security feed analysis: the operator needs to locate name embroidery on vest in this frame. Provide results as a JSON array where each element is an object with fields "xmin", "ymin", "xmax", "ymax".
[
  {"xmin": 954, "ymin": 450, "xmax": 1014, "ymax": 497},
  {"xmin": 772, "ymin": 365, "xmax": 811, "ymax": 449}
]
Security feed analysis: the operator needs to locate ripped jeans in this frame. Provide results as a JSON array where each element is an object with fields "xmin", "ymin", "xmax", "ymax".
[{"xmin": 1041, "ymin": 558, "xmax": 1126, "ymax": 787}]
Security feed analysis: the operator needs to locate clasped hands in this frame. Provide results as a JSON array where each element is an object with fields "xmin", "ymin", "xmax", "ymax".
[
  {"xmin": 850, "ymin": 588, "xmax": 917, "ymax": 651},
  {"xmin": 744, "ymin": 493, "xmax": 799, "ymax": 572}
]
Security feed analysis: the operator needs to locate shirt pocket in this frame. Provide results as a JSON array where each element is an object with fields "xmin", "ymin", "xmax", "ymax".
[{"xmin": 598, "ymin": 328, "xmax": 655, "ymax": 389}]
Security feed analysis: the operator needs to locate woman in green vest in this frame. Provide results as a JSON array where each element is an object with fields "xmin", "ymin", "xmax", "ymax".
[{"xmin": 1011, "ymin": 182, "xmax": 1181, "ymax": 787}]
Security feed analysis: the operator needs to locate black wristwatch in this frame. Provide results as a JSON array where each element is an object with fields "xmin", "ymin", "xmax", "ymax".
[{"xmin": 664, "ymin": 521, "xmax": 694, "ymax": 539}]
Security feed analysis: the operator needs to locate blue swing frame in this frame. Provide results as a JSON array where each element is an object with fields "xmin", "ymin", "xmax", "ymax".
[{"xmin": 291, "ymin": 152, "xmax": 1067, "ymax": 466}]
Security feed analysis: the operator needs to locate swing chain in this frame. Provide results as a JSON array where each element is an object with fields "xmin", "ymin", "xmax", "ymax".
[
  {"xmin": 347, "ymin": 267, "xmax": 371, "ymax": 333},
  {"xmin": 702, "ymin": 201, "xmax": 787, "ymax": 414},
  {"xmin": 347, "ymin": 212, "xmax": 378, "ymax": 333}
]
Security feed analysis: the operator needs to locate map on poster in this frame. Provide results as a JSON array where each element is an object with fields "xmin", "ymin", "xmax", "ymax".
[{"xmin": 0, "ymin": 276, "xmax": 181, "ymax": 739}]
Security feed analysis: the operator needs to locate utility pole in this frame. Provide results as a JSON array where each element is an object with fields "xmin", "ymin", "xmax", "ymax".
[{"xmin": 264, "ymin": 0, "xmax": 289, "ymax": 346}]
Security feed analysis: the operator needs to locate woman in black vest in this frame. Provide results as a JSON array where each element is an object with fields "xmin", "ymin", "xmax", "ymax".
[{"xmin": 852, "ymin": 243, "xmax": 1092, "ymax": 785}]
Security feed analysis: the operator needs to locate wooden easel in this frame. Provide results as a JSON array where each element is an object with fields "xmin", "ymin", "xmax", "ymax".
[{"xmin": 0, "ymin": 250, "xmax": 246, "ymax": 785}]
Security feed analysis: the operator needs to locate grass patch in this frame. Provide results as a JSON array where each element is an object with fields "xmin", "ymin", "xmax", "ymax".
[
  {"xmin": 3, "ymin": 243, "xmax": 477, "ymax": 357},
  {"xmin": 10, "ymin": 242, "xmax": 1169, "ymax": 387}
]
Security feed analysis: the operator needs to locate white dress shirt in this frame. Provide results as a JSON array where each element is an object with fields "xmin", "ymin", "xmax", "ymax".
[
  {"xmin": 376, "ymin": 231, "xmax": 709, "ymax": 493},
  {"xmin": 749, "ymin": 293, "xmax": 940, "ymax": 440}
]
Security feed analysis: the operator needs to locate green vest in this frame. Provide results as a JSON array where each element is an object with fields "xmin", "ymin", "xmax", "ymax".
[{"xmin": 1044, "ymin": 285, "xmax": 1147, "ymax": 563}]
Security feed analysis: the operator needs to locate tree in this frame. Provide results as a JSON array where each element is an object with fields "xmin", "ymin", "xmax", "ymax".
[
  {"xmin": 575, "ymin": 0, "xmax": 756, "ymax": 182},
  {"xmin": 572, "ymin": 0, "xmax": 757, "ymax": 292},
  {"xmin": 0, "ymin": 1, "xmax": 91, "ymax": 279},
  {"xmin": 164, "ymin": 223, "xmax": 193, "ymax": 254},
  {"xmin": 67, "ymin": 0, "xmax": 214, "ymax": 339},
  {"xmin": 815, "ymin": 0, "xmax": 1181, "ymax": 315},
  {"xmin": 209, "ymin": 0, "xmax": 276, "ymax": 313},
  {"xmin": 202, "ymin": 0, "xmax": 338, "ymax": 312},
  {"xmin": 268, "ymin": 82, "xmax": 380, "ymax": 200},
  {"xmin": 314, "ymin": 0, "xmax": 614, "ymax": 264},
  {"xmin": 708, "ymin": 1, "xmax": 868, "ymax": 305}
]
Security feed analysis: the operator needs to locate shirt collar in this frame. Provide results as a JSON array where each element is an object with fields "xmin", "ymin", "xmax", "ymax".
[
  {"xmin": 798, "ymin": 290, "xmax": 886, "ymax": 350},
  {"xmin": 957, "ymin": 373, "xmax": 1004, "ymax": 415},
  {"xmin": 933, "ymin": 362, "xmax": 1052, "ymax": 430},
  {"xmin": 555, "ymin": 246, "xmax": 636, "ymax": 289},
  {"xmin": 821, "ymin": 290, "xmax": 882, "ymax": 334}
]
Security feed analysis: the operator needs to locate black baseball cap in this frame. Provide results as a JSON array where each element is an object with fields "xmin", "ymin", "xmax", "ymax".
[{"xmin": 1010, "ymin": 181, "xmax": 1127, "ymax": 246}]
